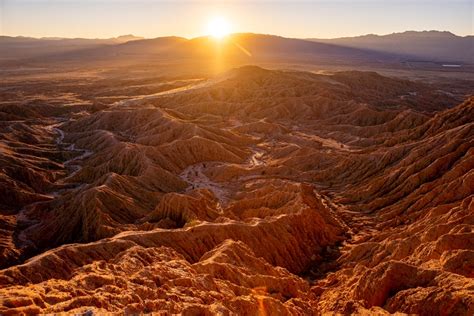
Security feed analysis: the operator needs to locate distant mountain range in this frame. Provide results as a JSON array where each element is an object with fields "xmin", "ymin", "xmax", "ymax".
[
  {"xmin": 308, "ymin": 31, "xmax": 473, "ymax": 63},
  {"xmin": 0, "ymin": 34, "xmax": 143, "ymax": 43},
  {"xmin": 0, "ymin": 34, "xmax": 144, "ymax": 62},
  {"xmin": 1, "ymin": 31, "xmax": 472, "ymax": 66}
]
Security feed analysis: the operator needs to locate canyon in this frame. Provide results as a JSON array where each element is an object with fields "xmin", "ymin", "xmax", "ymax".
[{"xmin": 0, "ymin": 61, "xmax": 473, "ymax": 314}]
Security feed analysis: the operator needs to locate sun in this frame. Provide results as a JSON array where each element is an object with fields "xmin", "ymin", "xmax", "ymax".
[{"xmin": 207, "ymin": 16, "xmax": 232, "ymax": 39}]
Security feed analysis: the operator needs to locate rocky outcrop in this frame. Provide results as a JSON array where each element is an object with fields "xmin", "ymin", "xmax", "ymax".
[
  {"xmin": 0, "ymin": 241, "xmax": 315, "ymax": 314},
  {"xmin": 0, "ymin": 182, "xmax": 345, "ymax": 313}
]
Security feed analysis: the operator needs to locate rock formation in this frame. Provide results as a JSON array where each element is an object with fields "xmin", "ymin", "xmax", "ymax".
[{"xmin": 0, "ymin": 66, "xmax": 472, "ymax": 314}]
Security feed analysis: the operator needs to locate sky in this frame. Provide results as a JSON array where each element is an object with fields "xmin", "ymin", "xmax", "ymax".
[{"xmin": 0, "ymin": 0, "xmax": 472, "ymax": 39}]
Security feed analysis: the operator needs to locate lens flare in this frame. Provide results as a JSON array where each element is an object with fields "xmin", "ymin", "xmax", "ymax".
[{"xmin": 207, "ymin": 16, "xmax": 232, "ymax": 39}]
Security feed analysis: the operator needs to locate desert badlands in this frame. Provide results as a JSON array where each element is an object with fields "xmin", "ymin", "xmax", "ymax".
[{"xmin": 0, "ymin": 57, "xmax": 472, "ymax": 314}]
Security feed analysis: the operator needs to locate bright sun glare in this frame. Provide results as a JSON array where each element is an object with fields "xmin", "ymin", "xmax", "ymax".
[{"xmin": 207, "ymin": 16, "xmax": 232, "ymax": 39}]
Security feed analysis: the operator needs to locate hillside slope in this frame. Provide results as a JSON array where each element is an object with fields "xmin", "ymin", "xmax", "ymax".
[{"xmin": 0, "ymin": 66, "xmax": 472, "ymax": 314}]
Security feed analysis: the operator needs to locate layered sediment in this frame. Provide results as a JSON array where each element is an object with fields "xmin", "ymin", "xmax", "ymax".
[{"xmin": 0, "ymin": 66, "xmax": 472, "ymax": 314}]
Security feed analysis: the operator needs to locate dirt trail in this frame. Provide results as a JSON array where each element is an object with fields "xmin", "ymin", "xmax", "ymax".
[
  {"xmin": 179, "ymin": 143, "xmax": 268, "ymax": 205},
  {"xmin": 179, "ymin": 162, "xmax": 230, "ymax": 204},
  {"xmin": 47, "ymin": 118, "xmax": 95, "ymax": 183},
  {"xmin": 16, "ymin": 117, "xmax": 96, "ymax": 247}
]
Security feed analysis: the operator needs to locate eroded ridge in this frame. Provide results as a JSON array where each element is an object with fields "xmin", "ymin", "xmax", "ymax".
[{"xmin": 0, "ymin": 66, "xmax": 473, "ymax": 314}]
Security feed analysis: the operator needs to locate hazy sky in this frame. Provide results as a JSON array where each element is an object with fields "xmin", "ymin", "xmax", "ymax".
[{"xmin": 0, "ymin": 0, "xmax": 472, "ymax": 39}]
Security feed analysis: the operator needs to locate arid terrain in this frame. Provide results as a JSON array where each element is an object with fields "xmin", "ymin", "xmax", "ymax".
[{"xmin": 0, "ymin": 32, "xmax": 473, "ymax": 314}]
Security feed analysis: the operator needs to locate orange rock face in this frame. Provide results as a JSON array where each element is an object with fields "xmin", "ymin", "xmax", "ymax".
[{"xmin": 0, "ymin": 66, "xmax": 473, "ymax": 314}]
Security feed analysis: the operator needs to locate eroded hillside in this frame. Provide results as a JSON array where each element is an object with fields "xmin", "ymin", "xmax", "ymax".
[{"xmin": 0, "ymin": 66, "xmax": 473, "ymax": 314}]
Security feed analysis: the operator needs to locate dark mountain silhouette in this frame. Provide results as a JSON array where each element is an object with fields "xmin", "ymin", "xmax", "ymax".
[
  {"xmin": 1, "ymin": 33, "xmax": 401, "ymax": 66},
  {"xmin": 0, "ymin": 34, "xmax": 143, "ymax": 62},
  {"xmin": 308, "ymin": 31, "xmax": 474, "ymax": 63},
  {"xmin": 2, "ymin": 31, "xmax": 472, "ymax": 67}
]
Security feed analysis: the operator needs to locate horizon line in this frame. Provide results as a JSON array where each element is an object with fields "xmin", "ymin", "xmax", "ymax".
[{"xmin": 2, "ymin": 30, "xmax": 473, "ymax": 41}]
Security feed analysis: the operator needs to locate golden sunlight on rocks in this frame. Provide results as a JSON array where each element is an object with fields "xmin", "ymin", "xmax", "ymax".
[{"xmin": 0, "ymin": 65, "xmax": 472, "ymax": 314}]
